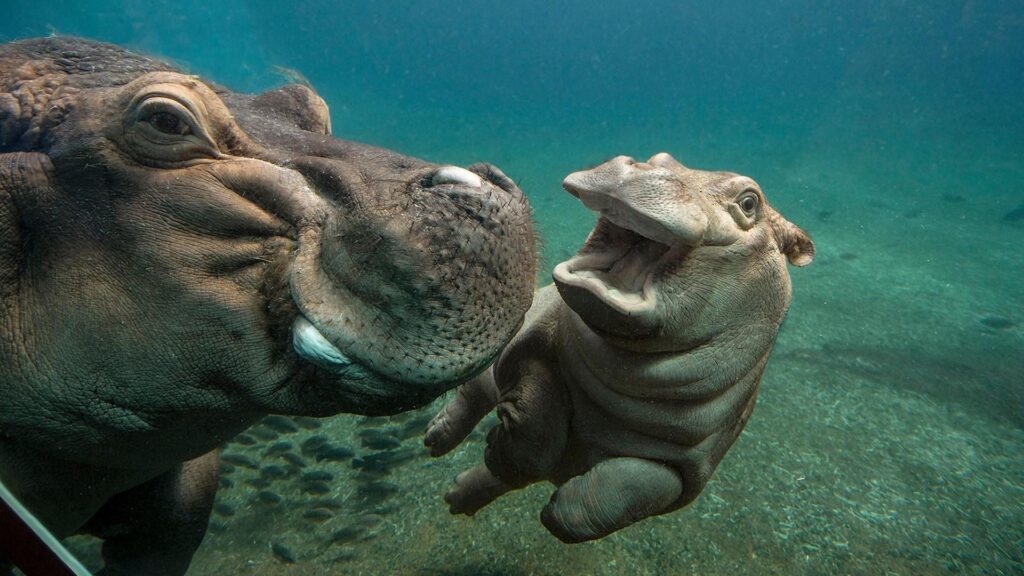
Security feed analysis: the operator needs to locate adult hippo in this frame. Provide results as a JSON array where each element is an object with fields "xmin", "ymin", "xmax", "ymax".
[
  {"xmin": 426, "ymin": 153, "xmax": 813, "ymax": 542},
  {"xmin": 0, "ymin": 37, "xmax": 535, "ymax": 574}
]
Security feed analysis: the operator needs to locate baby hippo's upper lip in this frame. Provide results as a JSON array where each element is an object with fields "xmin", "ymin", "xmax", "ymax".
[
  {"xmin": 562, "ymin": 169, "xmax": 707, "ymax": 248},
  {"xmin": 555, "ymin": 163, "xmax": 703, "ymax": 321}
]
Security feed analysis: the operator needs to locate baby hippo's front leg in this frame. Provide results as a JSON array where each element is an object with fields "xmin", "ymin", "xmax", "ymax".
[
  {"xmin": 424, "ymin": 370, "xmax": 501, "ymax": 457},
  {"xmin": 429, "ymin": 358, "xmax": 571, "ymax": 517},
  {"xmin": 541, "ymin": 458, "xmax": 683, "ymax": 543}
]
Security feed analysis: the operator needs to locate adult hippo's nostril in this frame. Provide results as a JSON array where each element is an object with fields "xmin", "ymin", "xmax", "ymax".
[
  {"xmin": 431, "ymin": 166, "xmax": 484, "ymax": 188},
  {"xmin": 466, "ymin": 163, "xmax": 521, "ymax": 195}
]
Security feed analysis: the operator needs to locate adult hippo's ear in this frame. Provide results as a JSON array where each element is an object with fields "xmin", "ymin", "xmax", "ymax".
[
  {"xmin": 768, "ymin": 208, "xmax": 815, "ymax": 267},
  {"xmin": 250, "ymin": 84, "xmax": 332, "ymax": 135}
]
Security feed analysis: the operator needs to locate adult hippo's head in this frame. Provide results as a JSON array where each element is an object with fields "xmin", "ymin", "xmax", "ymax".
[{"xmin": 0, "ymin": 38, "xmax": 535, "ymax": 465}]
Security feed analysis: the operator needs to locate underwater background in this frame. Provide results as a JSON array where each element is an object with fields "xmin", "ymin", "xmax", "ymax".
[{"xmin": 2, "ymin": 0, "xmax": 1022, "ymax": 574}]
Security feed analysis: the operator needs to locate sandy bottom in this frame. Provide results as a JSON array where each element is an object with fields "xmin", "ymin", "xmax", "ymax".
[{"xmin": 64, "ymin": 138, "xmax": 1023, "ymax": 575}]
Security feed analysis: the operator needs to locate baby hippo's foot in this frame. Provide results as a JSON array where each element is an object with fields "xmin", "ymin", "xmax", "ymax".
[
  {"xmin": 444, "ymin": 464, "xmax": 513, "ymax": 516},
  {"xmin": 541, "ymin": 457, "xmax": 684, "ymax": 543},
  {"xmin": 424, "ymin": 403, "xmax": 472, "ymax": 457},
  {"xmin": 424, "ymin": 371, "xmax": 500, "ymax": 456}
]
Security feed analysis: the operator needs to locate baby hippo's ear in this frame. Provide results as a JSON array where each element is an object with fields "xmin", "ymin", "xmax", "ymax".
[{"xmin": 769, "ymin": 211, "xmax": 815, "ymax": 267}]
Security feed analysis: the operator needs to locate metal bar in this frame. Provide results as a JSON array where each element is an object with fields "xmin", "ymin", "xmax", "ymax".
[{"xmin": 0, "ymin": 478, "xmax": 93, "ymax": 576}]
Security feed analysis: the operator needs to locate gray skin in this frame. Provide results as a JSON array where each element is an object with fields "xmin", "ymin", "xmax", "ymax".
[
  {"xmin": 0, "ymin": 37, "xmax": 535, "ymax": 574},
  {"xmin": 425, "ymin": 153, "xmax": 814, "ymax": 543}
]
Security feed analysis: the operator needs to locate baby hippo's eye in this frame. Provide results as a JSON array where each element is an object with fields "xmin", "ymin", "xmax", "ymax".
[
  {"xmin": 147, "ymin": 111, "xmax": 192, "ymax": 136},
  {"xmin": 738, "ymin": 191, "xmax": 759, "ymax": 216}
]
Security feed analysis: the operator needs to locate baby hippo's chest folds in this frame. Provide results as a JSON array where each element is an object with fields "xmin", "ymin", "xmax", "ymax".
[{"xmin": 557, "ymin": 359, "xmax": 723, "ymax": 475}]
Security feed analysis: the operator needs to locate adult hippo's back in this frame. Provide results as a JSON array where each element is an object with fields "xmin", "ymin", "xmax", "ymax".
[{"xmin": 0, "ymin": 37, "xmax": 534, "ymax": 574}]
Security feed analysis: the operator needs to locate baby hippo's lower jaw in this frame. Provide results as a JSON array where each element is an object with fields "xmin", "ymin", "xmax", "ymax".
[
  {"xmin": 553, "ymin": 266, "xmax": 662, "ymax": 338},
  {"xmin": 553, "ymin": 214, "xmax": 686, "ymax": 338}
]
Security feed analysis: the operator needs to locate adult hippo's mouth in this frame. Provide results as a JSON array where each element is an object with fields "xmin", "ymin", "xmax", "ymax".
[{"xmin": 281, "ymin": 160, "xmax": 532, "ymax": 414}]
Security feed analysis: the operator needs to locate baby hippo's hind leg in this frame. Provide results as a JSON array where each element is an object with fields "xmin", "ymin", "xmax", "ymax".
[
  {"xmin": 424, "ymin": 369, "xmax": 501, "ymax": 456},
  {"xmin": 541, "ymin": 457, "xmax": 683, "ymax": 543}
]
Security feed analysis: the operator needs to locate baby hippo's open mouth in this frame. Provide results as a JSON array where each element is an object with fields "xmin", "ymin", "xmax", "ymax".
[
  {"xmin": 553, "ymin": 216, "xmax": 679, "ymax": 316},
  {"xmin": 552, "ymin": 155, "xmax": 708, "ymax": 335}
]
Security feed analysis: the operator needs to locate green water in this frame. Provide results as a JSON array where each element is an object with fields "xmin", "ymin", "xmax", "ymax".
[{"xmin": 2, "ymin": 1, "xmax": 1022, "ymax": 574}]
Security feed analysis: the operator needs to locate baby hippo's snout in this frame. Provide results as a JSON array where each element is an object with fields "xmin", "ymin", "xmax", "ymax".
[{"xmin": 562, "ymin": 155, "xmax": 711, "ymax": 248}]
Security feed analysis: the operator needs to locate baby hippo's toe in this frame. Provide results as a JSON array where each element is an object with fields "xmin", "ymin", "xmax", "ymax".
[{"xmin": 444, "ymin": 464, "xmax": 512, "ymax": 516}]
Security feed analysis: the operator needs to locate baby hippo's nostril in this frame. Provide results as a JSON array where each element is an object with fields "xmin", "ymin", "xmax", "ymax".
[
  {"xmin": 617, "ymin": 156, "xmax": 655, "ymax": 170},
  {"xmin": 648, "ymin": 152, "xmax": 685, "ymax": 171},
  {"xmin": 431, "ymin": 166, "xmax": 483, "ymax": 188}
]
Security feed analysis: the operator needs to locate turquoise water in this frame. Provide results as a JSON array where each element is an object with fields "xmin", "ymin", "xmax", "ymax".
[{"xmin": 2, "ymin": 1, "xmax": 1022, "ymax": 574}]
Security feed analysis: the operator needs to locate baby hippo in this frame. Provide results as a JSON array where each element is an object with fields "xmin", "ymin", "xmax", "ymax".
[{"xmin": 424, "ymin": 153, "xmax": 814, "ymax": 543}]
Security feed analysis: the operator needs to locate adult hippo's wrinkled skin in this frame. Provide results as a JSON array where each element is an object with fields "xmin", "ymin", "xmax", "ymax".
[
  {"xmin": 426, "ymin": 153, "xmax": 813, "ymax": 543},
  {"xmin": 0, "ymin": 37, "xmax": 534, "ymax": 574}
]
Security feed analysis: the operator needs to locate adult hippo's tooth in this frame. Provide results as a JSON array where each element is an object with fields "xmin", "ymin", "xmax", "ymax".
[
  {"xmin": 292, "ymin": 316, "xmax": 352, "ymax": 370},
  {"xmin": 431, "ymin": 166, "xmax": 483, "ymax": 188}
]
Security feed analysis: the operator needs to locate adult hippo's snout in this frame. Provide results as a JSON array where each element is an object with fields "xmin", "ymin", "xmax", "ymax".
[
  {"xmin": 285, "ymin": 156, "xmax": 536, "ymax": 412},
  {"xmin": 206, "ymin": 87, "xmax": 539, "ymax": 415}
]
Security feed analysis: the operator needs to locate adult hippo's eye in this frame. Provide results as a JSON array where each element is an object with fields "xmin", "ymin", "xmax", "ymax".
[
  {"xmin": 124, "ymin": 88, "xmax": 220, "ymax": 167},
  {"xmin": 738, "ymin": 191, "xmax": 759, "ymax": 216},
  {"xmin": 146, "ymin": 111, "xmax": 192, "ymax": 136}
]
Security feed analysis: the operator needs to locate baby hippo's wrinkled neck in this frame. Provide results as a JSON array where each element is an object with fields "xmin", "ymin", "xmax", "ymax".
[
  {"xmin": 553, "ymin": 295, "xmax": 772, "ymax": 448},
  {"xmin": 558, "ymin": 300, "xmax": 773, "ymax": 403}
]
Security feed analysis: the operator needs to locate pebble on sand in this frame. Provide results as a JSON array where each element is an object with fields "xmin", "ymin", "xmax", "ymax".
[
  {"xmin": 271, "ymin": 542, "xmax": 296, "ymax": 564},
  {"xmin": 980, "ymin": 315, "xmax": 1015, "ymax": 330},
  {"xmin": 262, "ymin": 415, "xmax": 300, "ymax": 434}
]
